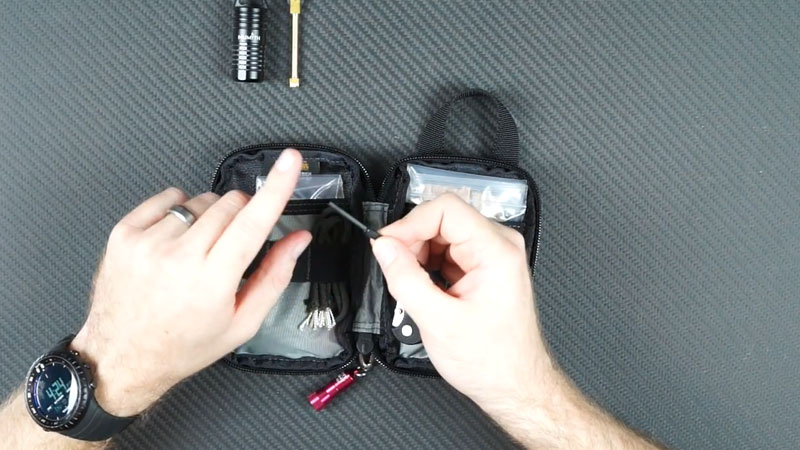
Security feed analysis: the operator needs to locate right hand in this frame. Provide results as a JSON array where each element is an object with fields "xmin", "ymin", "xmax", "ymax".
[{"xmin": 371, "ymin": 194, "xmax": 554, "ymax": 411}]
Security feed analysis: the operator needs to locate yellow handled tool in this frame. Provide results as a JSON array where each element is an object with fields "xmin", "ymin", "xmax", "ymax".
[{"xmin": 289, "ymin": 0, "xmax": 301, "ymax": 87}]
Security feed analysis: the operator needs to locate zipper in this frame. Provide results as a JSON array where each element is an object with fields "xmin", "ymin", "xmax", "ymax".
[
  {"xmin": 214, "ymin": 148, "xmax": 541, "ymax": 380},
  {"xmin": 223, "ymin": 354, "xmax": 358, "ymax": 375},
  {"xmin": 378, "ymin": 154, "xmax": 542, "ymax": 277},
  {"xmin": 372, "ymin": 352, "xmax": 440, "ymax": 378},
  {"xmin": 357, "ymin": 332, "xmax": 437, "ymax": 378},
  {"xmin": 209, "ymin": 143, "xmax": 374, "ymax": 195}
]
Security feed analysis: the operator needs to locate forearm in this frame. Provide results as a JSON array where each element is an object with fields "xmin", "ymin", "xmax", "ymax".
[
  {"xmin": 0, "ymin": 387, "xmax": 109, "ymax": 450},
  {"xmin": 481, "ymin": 364, "xmax": 662, "ymax": 450}
]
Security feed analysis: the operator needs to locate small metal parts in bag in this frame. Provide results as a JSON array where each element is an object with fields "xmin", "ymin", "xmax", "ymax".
[{"xmin": 406, "ymin": 164, "xmax": 528, "ymax": 223}]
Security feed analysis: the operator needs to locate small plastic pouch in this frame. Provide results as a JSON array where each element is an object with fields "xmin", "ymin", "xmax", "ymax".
[
  {"xmin": 257, "ymin": 173, "xmax": 345, "ymax": 199},
  {"xmin": 406, "ymin": 164, "xmax": 528, "ymax": 222}
]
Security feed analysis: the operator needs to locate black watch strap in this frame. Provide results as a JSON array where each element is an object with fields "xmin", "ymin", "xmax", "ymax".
[
  {"xmin": 53, "ymin": 336, "xmax": 137, "ymax": 441},
  {"xmin": 62, "ymin": 398, "xmax": 136, "ymax": 441}
]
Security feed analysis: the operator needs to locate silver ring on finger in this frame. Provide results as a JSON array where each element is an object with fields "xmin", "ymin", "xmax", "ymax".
[{"xmin": 166, "ymin": 205, "xmax": 196, "ymax": 227}]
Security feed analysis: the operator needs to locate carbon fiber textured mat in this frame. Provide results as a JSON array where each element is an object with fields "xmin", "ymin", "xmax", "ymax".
[{"xmin": 1, "ymin": 1, "xmax": 799, "ymax": 449}]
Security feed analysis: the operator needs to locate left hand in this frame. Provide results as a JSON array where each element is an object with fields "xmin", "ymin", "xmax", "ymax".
[{"xmin": 71, "ymin": 148, "xmax": 311, "ymax": 417}]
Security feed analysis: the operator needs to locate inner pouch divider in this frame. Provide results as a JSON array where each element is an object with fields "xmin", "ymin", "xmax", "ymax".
[
  {"xmin": 235, "ymin": 212, "xmax": 346, "ymax": 361},
  {"xmin": 353, "ymin": 202, "xmax": 389, "ymax": 336}
]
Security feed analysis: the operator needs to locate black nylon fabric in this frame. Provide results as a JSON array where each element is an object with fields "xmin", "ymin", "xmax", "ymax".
[
  {"xmin": 1, "ymin": 1, "xmax": 799, "ymax": 449},
  {"xmin": 415, "ymin": 90, "xmax": 521, "ymax": 165}
]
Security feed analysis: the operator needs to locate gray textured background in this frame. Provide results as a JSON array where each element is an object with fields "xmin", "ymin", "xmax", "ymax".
[{"xmin": 1, "ymin": 1, "xmax": 799, "ymax": 449}]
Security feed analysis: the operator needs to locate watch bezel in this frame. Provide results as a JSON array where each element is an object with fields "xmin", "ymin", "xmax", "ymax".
[{"xmin": 25, "ymin": 351, "xmax": 92, "ymax": 431}]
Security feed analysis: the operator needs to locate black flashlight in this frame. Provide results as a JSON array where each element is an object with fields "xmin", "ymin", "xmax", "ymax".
[{"xmin": 232, "ymin": 0, "xmax": 266, "ymax": 82}]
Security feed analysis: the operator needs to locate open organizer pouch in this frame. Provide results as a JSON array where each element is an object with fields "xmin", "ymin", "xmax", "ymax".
[{"xmin": 210, "ymin": 90, "xmax": 541, "ymax": 401}]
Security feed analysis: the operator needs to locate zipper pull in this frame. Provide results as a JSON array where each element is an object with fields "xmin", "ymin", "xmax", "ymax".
[{"xmin": 308, "ymin": 353, "xmax": 373, "ymax": 411}]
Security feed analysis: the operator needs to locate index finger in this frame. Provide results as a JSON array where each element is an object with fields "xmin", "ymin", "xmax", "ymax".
[
  {"xmin": 208, "ymin": 149, "xmax": 303, "ymax": 277},
  {"xmin": 378, "ymin": 193, "xmax": 506, "ymax": 273}
]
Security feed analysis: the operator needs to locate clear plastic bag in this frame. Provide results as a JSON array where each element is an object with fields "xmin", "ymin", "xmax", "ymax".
[
  {"xmin": 257, "ymin": 173, "xmax": 345, "ymax": 199},
  {"xmin": 406, "ymin": 164, "xmax": 528, "ymax": 223}
]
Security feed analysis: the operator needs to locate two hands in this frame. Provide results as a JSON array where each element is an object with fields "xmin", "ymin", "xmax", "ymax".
[
  {"xmin": 76, "ymin": 147, "xmax": 541, "ymax": 419},
  {"xmin": 1, "ymin": 149, "xmax": 658, "ymax": 449}
]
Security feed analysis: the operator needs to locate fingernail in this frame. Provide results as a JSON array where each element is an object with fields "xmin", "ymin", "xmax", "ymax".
[
  {"xmin": 372, "ymin": 239, "xmax": 396, "ymax": 267},
  {"xmin": 275, "ymin": 149, "xmax": 295, "ymax": 173}
]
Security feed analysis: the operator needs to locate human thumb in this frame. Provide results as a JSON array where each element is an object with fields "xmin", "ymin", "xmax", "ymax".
[{"xmin": 371, "ymin": 236, "xmax": 450, "ymax": 328}]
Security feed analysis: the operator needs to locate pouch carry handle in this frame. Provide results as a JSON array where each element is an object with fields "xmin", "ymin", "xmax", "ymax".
[{"xmin": 415, "ymin": 89, "xmax": 520, "ymax": 166}]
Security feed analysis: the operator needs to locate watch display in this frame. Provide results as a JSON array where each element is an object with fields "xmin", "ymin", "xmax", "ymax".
[
  {"xmin": 30, "ymin": 357, "xmax": 79, "ymax": 423},
  {"xmin": 26, "ymin": 353, "xmax": 88, "ymax": 430},
  {"xmin": 26, "ymin": 337, "xmax": 135, "ymax": 440}
]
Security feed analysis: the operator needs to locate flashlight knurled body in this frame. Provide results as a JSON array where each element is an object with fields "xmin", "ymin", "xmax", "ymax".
[{"xmin": 232, "ymin": 2, "xmax": 266, "ymax": 82}]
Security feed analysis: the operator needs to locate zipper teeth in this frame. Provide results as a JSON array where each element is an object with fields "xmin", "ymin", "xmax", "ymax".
[
  {"xmin": 223, "ymin": 354, "xmax": 357, "ymax": 375},
  {"xmin": 209, "ymin": 143, "xmax": 374, "ymax": 194},
  {"xmin": 210, "ymin": 144, "xmax": 265, "ymax": 190},
  {"xmin": 225, "ymin": 351, "xmax": 440, "ymax": 379},
  {"xmin": 373, "ymin": 352, "xmax": 440, "ymax": 378}
]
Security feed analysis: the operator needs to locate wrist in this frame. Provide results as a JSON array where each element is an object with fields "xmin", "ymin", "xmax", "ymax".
[
  {"xmin": 477, "ymin": 356, "xmax": 652, "ymax": 450},
  {"xmin": 476, "ymin": 353, "xmax": 564, "ymax": 416},
  {"xmin": 70, "ymin": 329, "xmax": 166, "ymax": 417},
  {"xmin": 476, "ymin": 360, "xmax": 585, "ymax": 448}
]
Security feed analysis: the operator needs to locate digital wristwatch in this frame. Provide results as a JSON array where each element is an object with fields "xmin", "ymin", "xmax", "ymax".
[{"xmin": 25, "ymin": 335, "xmax": 136, "ymax": 441}]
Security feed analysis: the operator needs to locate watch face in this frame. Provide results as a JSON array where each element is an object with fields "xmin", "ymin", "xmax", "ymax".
[{"xmin": 28, "ymin": 357, "xmax": 81, "ymax": 426}]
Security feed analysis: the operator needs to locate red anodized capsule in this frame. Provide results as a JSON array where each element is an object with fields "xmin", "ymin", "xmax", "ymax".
[{"xmin": 308, "ymin": 370, "xmax": 359, "ymax": 411}]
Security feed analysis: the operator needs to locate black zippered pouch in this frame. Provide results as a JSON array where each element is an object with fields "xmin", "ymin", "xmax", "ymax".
[{"xmin": 210, "ymin": 90, "xmax": 541, "ymax": 378}]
